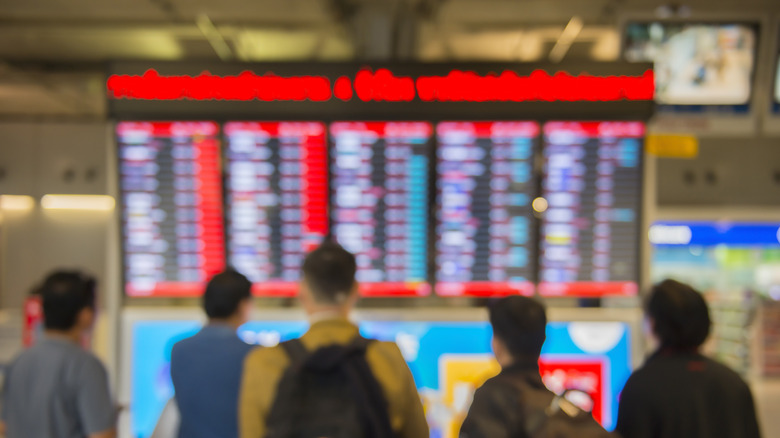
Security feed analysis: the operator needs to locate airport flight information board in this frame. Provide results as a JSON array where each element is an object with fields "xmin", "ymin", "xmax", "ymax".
[
  {"xmin": 224, "ymin": 122, "xmax": 328, "ymax": 296},
  {"xmin": 330, "ymin": 122, "xmax": 432, "ymax": 296},
  {"xmin": 539, "ymin": 122, "xmax": 644, "ymax": 297},
  {"xmin": 118, "ymin": 121, "xmax": 225, "ymax": 297},
  {"xmin": 436, "ymin": 122, "xmax": 538, "ymax": 297}
]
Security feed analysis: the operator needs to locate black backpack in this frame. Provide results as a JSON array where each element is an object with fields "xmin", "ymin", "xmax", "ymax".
[
  {"xmin": 264, "ymin": 336, "xmax": 396, "ymax": 438},
  {"xmin": 509, "ymin": 374, "xmax": 616, "ymax": 438}
]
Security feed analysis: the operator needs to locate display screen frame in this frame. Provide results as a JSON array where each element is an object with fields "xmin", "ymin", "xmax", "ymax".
[
  {"xmin": 222, "ymin": 121, "xmax": 329, "ymax": 297},
  {"xmin": 537, "ymin": 121, "xmax": 646, "ymax": 298},
  {"xmin": 116, "ymin": 120, "xmax": 226, "ymax": 299},
  {"xmin": 328, "ymin": 121, "xmax": 436, "ymax": 297},
  {"xmin": 773, "ymin": 24, "xmax": 780, "ymax": 113},
  {"xmin": 117, "ymin": 116, "xmax": 646, "ymax": 300},
  {"xmin": 434, "ymin": 120, "xmax": 541, "ymax": 298},
  {"xmin": 622, "ymin": 20, "xmax": 760, "ymax": 113}
]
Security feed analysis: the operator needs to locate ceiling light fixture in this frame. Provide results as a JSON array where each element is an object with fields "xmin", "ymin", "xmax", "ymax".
[
  {"xmin": 41, "ymin": 195, "xmax": 115, "ymax": 211},
  {"xmin": 0, "ymin": 195, "xmax": 35, "ymax": 212}
]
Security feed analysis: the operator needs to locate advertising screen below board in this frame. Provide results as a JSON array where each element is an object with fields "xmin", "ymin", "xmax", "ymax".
[{"xmin": 129, "ymin": 319, "xmax": 632, "ymax": 438}]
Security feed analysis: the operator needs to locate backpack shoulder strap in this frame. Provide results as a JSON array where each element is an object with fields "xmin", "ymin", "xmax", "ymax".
[
  {"xmin": 341, "ymin": 335, "xmax": 395, "ymax": 438},
  {"xmin": 500, "ymin": 373, "xmax": 557, "ymax": 438},
  {"xmin": 347, "ymin": 335, "xmax": 374, "ymax": 352},
  {"xmin": 280, "ymin": 338, "xmax": 308, "ymax": 364}
]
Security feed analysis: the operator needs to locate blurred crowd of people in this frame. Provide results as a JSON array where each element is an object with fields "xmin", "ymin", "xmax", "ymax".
[{"xmin": 0, "ymin": 242, "xmax": 762, "ymax": 438}]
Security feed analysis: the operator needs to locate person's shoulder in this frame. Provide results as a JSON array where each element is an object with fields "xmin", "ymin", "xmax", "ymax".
[
  {"xmin": 171, "ymin": 331, "xmax": 201, "ymax": 351},
  {"xmin": 244, "ymin": 343, "xmax": 287, "ymax": 370},
  {"xmin": 469, "ymin": 373, "xmax": 522, "ymax": 407},
  {"xmin": 622, "ymin": 361, "xmax": 655, "ymax": 388},
  {"xmin": 702, "ymin": 357, "xmax": 752, "ymax": 389},
  {"xmin": 2, "ymin": 351, "xmax": 21, "ymax": 377},
  {"xmin": 231, "ymin": 334, "xmax": 256, "ymax": 353},
  {"xmin": 169, "ymin": 335, "xmax": 193, "ymax": 364},
  {"xmin": 367, "ymin": 339, "xmax": 408, "ymax": 365},
  {"xmin": 703, "ymin": 356, "xmax": 741, "ymax": 375},
  {"xmin": 73, "ymin": 349, "xmax": 109, "ymax": 377}
]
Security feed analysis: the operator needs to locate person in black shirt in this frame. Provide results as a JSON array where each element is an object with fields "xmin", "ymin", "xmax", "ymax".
[
  {"xmin": 459, "ymin": 296, "xmax": 551, "ymax": 438},
  {"xmin": 616, "ymin": 279, "xmax": 762, "ymax": 438}
]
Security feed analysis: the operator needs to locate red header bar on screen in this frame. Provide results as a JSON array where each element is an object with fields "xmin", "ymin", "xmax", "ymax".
[
  {"xmin": 108, "ymin": 68, "xmax": 654, "ymax": 103},
  {"xmin": 359, "ymin": 282, "xmax": 432, "ymax": 297},
  {"xmin": 538, "ymin": 281, "xmax": 639, "ymax": 297},
  {"xmin": 544, "ymin": 121, "xmax": 646, "ymax": 138},
  {"xmin": 251, "ymin": 282, "xmax": 299, "ymax": 297},
  {"xmin": 329, "ymin": 121, "xmax": 433, "ymax": 137},
  {"xmin": 437, "ymin": 121, "xmax": 540, "ymax": 138},
  {"xmin": 126, "ymin": 281, "xmax": 206, "ymax": 297},
  {"xmin": 117, "ymin": 121, "xmax": 219, "ymax": 137},
  {"xmin": 436, "ymin": 281, "xmax": 535, "ymax": 297}
]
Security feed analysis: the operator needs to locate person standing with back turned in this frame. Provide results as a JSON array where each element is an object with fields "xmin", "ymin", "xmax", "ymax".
[
  {"xmin": 616, "ymin": 279, "xmax": 762, "ymax": 438},
  {"xmin": 460, "ymin": 296, "xmax": 611, "ymax": 438},
  {"xmin": 0, "ymin": 271, "xmax": 116, "ymax": 438},
  {"xmin": 170, "ymin": 269, "xmax": 255, "ymax": 438},
  {"xmin": 239, "ymin": 241, "xmax": 428, "ymax": 438}
]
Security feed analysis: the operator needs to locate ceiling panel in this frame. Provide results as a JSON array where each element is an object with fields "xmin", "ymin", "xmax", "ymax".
[
  {"xmin": 0, "ymin": 26, "xmax": 196, "ymax": 60},
  {"xmin": 167, "ymin": 0, "xmax": 334, "ymax": 23},
  {"xmin": 0, "ymin": 70, "xmax": 105, "ymax": 117},
  {"xmin": 0, "ymin": 0, "xmax": 336, "ymax": 23},
  {"xmin": 0, "ymin": 0, "xmax": 166, "ymax": 20}
]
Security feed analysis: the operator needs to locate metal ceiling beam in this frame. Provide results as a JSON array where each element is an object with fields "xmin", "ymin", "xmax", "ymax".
[{"xmin": 195, "ymin": 14, "xmax": 235, "ymax": 61}]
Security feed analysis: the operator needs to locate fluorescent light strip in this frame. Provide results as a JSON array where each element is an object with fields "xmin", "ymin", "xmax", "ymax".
[
  {"xmin": 0, "ymin": 195, "xmax": 35, "ymax": 211},
  {"xmin": 41, "ymin": 195, "xmax": 115, "ymax": 211},
  {"xmin": 549, "ymin": 16, "xmax": 584, "ymax": 63}
]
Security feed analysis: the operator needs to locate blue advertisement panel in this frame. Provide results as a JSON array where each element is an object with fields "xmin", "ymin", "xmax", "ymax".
[
  {"xmin": 130, "ymin": 321, "xmax": 309, "ymax": 438},
  {"xmin": 649, "ymin": 222, "xmax": 780, "ymax": 247},
  {"xmin": 130, "ymin": 320, "xmax": 631, "ymax": 438}
]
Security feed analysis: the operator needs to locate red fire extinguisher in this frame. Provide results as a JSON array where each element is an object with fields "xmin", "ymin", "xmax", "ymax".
[{"xmin": 22, "ymin": 295, "xmax": 43, "ymax": 347}]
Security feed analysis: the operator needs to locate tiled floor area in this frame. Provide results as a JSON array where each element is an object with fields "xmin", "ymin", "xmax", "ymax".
[{"xmin": 752, "ymin": 379, "xmax": 780, "ymax": 437}]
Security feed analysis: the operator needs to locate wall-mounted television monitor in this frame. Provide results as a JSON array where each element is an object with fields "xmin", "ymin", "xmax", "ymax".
[
  {"xmin": 435, "ymin": 122, "xmax": 538, "ymax": 297},
  {"xmin": 774, "ymin": 54, "xmax": 780, "ymax": 112},
  {"xmin": 118, "ymin": 121, "xmax": 225, "ymax": 297},
  {"xmin": 330, "ymin": 122, "xmax": 433, "ymax": 297},
  {"xmin": 539, "ymin": 122, "xmax": 644, "ymax": 297},
  {"xmin": 624, "ymin": 22, "xmax": 757, "ymax": 107},
  {"xmin": 224, "ymin": 122, "xmax": 328, "ymax": 296},
  {"xmin": 126, "ymin": 317, "xmax": 632, "ymax": 438}
]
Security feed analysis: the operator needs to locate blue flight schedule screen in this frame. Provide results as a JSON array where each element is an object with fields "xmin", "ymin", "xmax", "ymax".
[
  {"xmin": 330, "ymin": 121, "xmax": 432, "ymax": 297},
  {"xmin": 436, "ymin": 121, "xmax": 538, "ymax": 297}
]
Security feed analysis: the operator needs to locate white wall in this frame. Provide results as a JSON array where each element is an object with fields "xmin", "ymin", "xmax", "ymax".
[{"xmin": 0, "ymin": 121, "xmax": 111, "ymax": 309}]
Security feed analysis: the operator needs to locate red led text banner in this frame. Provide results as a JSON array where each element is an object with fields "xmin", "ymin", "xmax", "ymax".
[{"xmin": 107, "ymin": 68, "xmax": 654, "ymax": 103}]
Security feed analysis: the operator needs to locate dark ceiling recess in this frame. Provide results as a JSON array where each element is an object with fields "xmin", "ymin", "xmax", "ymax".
[{"xmin": 148, "ymin": 0, "xmax": 180, "ymax": 18}]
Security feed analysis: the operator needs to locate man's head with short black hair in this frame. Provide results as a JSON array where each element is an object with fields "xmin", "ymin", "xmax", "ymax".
[
  {"xmin": 301, "ymin": 242, "xmax": 357, "ymax": 305},
  {"xmin": 203, "ymin": 269, "xmax": 252, "ymax": 320},
  {"xmin": 40, "ymin": 271, "xmax": 97, "ymax": 331},
  {"xmin": 647, "ymin": 279, "xmax": 711, "ymax": 350},
  {"xmin": 489, "ymin": 296, "xmax": 547, "ymax": 363}
]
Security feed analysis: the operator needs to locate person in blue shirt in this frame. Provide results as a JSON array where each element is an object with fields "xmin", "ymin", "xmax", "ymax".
[
  {"xmin": 170, "ymin": 269, "xmax": 255, "ymax": 438},
  {"xmin": 1, "ymin": 271, "xmax": 116, "ymax": 438}
]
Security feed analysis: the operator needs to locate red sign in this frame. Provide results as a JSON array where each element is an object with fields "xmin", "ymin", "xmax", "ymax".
[
  {"xmin": 107, "ymin": 68, "xmax": 654, "ymax": 103},
  {"xmin": 539, "ymin": 358, "xmax": 605, "ymax": 425},
  {"xmin": 538, "ymin": 281, "xmax": 639, "ymax": 297},
  {"xmin": 22, "ymin": 296, "xmax": 43, "ymax": 347}
]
